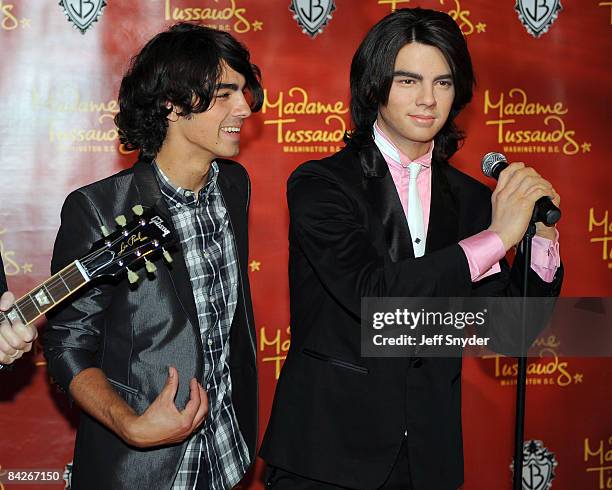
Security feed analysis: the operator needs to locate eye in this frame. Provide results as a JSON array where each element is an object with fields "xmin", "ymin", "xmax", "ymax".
[
  {"xmin": 216, "ymin": 92, "xmax": 231, "ymax": 99},
  {"xmin": 437, "ymin": 80, "xmax": 454, "ymax": 88},
  {"xmin": 398, "ymin": 79, "xmax": 416, "ymax": 85}
]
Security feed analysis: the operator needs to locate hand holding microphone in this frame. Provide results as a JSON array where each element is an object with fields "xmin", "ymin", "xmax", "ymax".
[{"xmin": 482, "ymin": 152, "xmax": 561, "ymax": 251}]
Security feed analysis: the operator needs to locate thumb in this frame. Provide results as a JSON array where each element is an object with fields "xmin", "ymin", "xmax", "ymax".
[{"xmin": 160, "ymin": 366, "xmax": 179, "ymax": 402}]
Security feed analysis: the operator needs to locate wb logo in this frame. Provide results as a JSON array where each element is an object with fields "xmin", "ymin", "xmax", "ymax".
[
  {"xmin": 59, "ymin": 0, "xmax": 106, "ymax": 34},
  {"xmin": 515, "ymin": 0, "xmax": 563, "ymax": 38},
  {"xmin": 510, "ymin": 440, "xmax": 558, "ymax": 490},
  {"xmin": 290, "ymin": 0, "xmax": 336, "ymax": 38}
]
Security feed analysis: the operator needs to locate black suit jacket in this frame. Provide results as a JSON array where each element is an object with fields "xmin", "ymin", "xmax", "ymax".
[
  {"xmin": 44, "ymin": 160, "xmax": 257, "ymax": 490},
  {"xmin": 0, "ymin": 255, "xmax": 6, "ymax": 295},
  {"xmin": 260, "ymin": 142, "xmax": 563, "ymax": 490}
]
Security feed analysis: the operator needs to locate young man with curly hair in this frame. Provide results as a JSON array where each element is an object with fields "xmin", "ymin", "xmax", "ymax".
[
  {"xmin": 261, "ymin": 8, "xmax": 563, "ymax": 490},
  {"xmin": 40, "ymin": 23, "xmax": 262, "ymax": 489}
]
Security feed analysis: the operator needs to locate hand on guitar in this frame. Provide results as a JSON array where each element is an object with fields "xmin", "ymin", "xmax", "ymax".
[{"xmin": 0, "ymin": 292, "xmax": 38, "ymax": 365}]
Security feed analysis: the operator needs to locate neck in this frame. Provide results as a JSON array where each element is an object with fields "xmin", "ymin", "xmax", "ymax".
[
  {"xmin": 374, "ymin": 120, "xmax": 432, "ymax": 161},
  {"xmin": 155, "ymin": 145, "xmax": 212, "ymax": 194}
]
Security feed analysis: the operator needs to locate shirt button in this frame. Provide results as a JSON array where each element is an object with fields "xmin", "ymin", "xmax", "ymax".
[
  {"xmin": 175, "ymin": 203, "xmax": 182, "ymax": 209},
  {"xmin": 206, "ymin": 383, "xmax": 210, "ymax": 390},
  {"xmin": 207, "ymin": 338, "xmax": 213, "ymax": 346}
]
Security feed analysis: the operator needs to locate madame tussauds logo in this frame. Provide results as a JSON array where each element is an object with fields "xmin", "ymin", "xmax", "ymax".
[
  {"xmin": 483, "ymin": 88, "xmax": 591, "ymax": 156},
  {"xmin": 164, "ymin": 0, "xmax": 262, "ymax": 34},
  {"xmin": 262, "ymin": 86, "xmax": 349, "ymax": 153}
]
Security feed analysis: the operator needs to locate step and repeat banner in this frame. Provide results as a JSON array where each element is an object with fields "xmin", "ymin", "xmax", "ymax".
[{"xmin": 1, "ymin": 1, "xmax": 611, "ymax": 489}]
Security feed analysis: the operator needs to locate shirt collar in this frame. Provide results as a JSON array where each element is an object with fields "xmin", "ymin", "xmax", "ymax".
[
  {"xmin": 152, "ymin": 161, "xmax": 219, "ymax": 205},
  {"xmin": 372, "ymin": 121, "xmax": 433, "ymax": 168}
]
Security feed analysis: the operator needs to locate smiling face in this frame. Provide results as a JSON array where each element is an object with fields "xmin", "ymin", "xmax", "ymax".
[
  {"xmin": 376, "ymin": 42, "xmax": 455, "ymax": 160},
  {"xmin": 170, "ymin": 62, "xmax": 252, "ymax": 164}
]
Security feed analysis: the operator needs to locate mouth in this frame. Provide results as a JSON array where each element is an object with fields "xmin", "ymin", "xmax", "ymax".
[
  {"xmin": 408, "ymin": 114, "xmax": 436, "ymax": 126},
  {"xmin": 221, "ymin": 126, "xmax": 242, "ymax": 135},
  {"xmin": 409, "ymin": 114, "xmax": 436, "ymax": 121}
]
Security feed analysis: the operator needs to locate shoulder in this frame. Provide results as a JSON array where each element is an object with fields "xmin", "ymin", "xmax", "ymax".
[
  {"xmin": 65, "ymin": 165, "xmax": 136, "ymax": 209},
  {"xmin": 216, "ymin": 159, "xmax": 249, "ymax": 185},
  {"xmin": 289, "ymin": 146, "xmax": 359, "ymax": 186}
]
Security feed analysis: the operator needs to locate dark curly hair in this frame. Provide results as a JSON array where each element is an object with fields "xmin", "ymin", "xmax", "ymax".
[
  {"xmin": 345, "ymin": 8, "xmax": 475, "ymax": 161},
  {"xmin": 115, "ymin": 23, "xmax": 263, "ymax": 161}
]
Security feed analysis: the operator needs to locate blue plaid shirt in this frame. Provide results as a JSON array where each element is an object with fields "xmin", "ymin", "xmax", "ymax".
[{"xmin": 153, "ymin": 162, "xmax": 250, "ymax": 490}]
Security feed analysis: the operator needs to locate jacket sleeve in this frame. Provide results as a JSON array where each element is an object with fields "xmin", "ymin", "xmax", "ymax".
[
  {"xmin": 287, "ymin": 167, "xmax": 473, "ymax": 318},
  {"xmin": 44, "ymin": 190, "xmax": 114, "ymax": 393},
  {"xmin": 0, "ymin": 255, "xmax": 7, "ymax": 295}
]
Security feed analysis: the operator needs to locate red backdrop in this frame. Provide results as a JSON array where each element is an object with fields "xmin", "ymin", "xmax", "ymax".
[{"xmin": 1, "ymin": 1, "xmax": 611, "ymax": 489}]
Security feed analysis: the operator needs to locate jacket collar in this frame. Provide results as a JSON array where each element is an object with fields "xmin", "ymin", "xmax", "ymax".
[{"xmin": 353, "ymin": 139, "xmax": 459, "ymax": 261}]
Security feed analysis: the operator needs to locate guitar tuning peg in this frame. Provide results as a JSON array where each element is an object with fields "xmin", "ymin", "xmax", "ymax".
[
  {"xmin": 115, "ymin": 215, "xmax": 127, "ymax": 227},
  {"xmin": 145, "ymin": 258, "xmax": 157, "ymax": 273},
  {"xmin": 132, "ymin": 205, "xmax": 144, "ymax": 216},
  {"xmin": 162, "ymin": 248, "xmax": 173, "ymax": 264},
  {"xmin": 100, "ymin": 225, "xmax": 110, "ymax": 237},
  {"xmin": 127, "ymin": 268, "xmax": 140, "ymax": 284}
]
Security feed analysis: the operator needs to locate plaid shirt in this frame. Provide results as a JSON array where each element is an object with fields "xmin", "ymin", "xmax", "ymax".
[{"xmin": 154, "ymin": 162, "xmax": 251, "ymax": 490}]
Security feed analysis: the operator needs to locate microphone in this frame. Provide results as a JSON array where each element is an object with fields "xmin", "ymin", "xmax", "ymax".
[{"xmin": 481, "ymin": 152, "xmax": 561, "ymax": 226}]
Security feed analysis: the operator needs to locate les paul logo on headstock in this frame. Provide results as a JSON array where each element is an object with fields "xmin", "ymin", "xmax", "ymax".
[{"xmin": 118, "ymin": 232, "xmax": 148, "ymax": 257}]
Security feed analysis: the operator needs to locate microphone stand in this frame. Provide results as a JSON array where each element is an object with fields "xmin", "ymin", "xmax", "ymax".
[{"xmin": 512, "ymin": 220, "xmax": 536, "ymax": 490}]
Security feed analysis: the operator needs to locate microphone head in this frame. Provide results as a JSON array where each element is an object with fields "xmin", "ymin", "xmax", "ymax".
[{"xmin": 482, "ymin": 152, "xmax": 507, "ymax": 178}]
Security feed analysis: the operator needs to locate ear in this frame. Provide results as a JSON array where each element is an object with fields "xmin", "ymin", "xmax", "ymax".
[{"xmin": 165, "ymin": 103, "xmax": 179, "ymax": 123}]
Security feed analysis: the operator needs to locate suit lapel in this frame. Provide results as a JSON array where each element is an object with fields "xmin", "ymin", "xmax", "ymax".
[
  {"xmin": 359, "ymin": 144, "xmax": 415, "ymax": 262},
  {"xmin": 426, "ymin": 160, "xmax": 460, "ymax": 253},
  {"xmin": 216, "ymin": 169, "xmax": 247, "ymax": 274},
  {"xmin": 132, "ymin": 161, "xmax": 199, "ymax": 330}
]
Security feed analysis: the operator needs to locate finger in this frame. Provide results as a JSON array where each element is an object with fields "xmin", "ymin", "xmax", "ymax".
[
  {"xmin": 525, "ymin": 186, "xmax": 552, "ymax": 205},
  {"xmin": 0, "ymin": 323, "xmax": 29, "ymax": 350},
  {"xmin": 190, "ymin": 385, "xmax": 209, "ymax": 432},
  {"xmin": 12, "ymin": 323, "xmax": 38, "ymax": 343},
  {"xmin": 502, "ymin": 167, "xmax": 540, "ymax": 198},
  {"xmin": 159, "ymin": 366, "xmax": 179, "ymax": 404},
  {"xmin": 550, "ymin": 189, "xmax": 561, "ymax": 207},
  {"xmin": 181, "ymin": 378, "xmax": 202, "ymax": 421},
  {"xmin": 0, "ymin": 334, "xmax": 18, "ymax": 360},
  {"xmin": 496, "ymin": 162, "xmax": 525, "ymax": 191},
  {"xmin": 0, "ymin": 292, "xmax": 16, "ymax": 311}
]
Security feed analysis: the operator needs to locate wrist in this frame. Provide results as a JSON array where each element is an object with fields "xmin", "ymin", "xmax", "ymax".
[
  {"xmin": 487, "ymin": 226, "xmax": 513, "ymax": 252},
  {"xmin": 112, "ymin": 406, "xmax": 140, "ymax": 446}
]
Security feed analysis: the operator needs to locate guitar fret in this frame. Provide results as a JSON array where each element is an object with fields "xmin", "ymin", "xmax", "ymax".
[
  {"xmin": 28, "ymin": 293, "xmax": 43, "ymax": 313},
  {"xmin": 62, "ymin": 264, "xmax": 86, "ymax": 291},
  {"xmin": 41, "ymin": 283, "xmax": 57, "ymax": 304},
  {"xmin": 46, "ymin": 275, "xmax": 71, "ymax": 301},
  {"xmin": 16, "ymin": 297, "xmax": 39, "ymax": 325},
  {"xmin": 11, "ymin": 302, "xmax": 27, "ymax": 324}
]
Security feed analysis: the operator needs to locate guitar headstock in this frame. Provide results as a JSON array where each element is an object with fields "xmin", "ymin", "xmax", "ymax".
[{"xmin": 79, "ymin": 205, "xmax": 175, "ymax": 283}]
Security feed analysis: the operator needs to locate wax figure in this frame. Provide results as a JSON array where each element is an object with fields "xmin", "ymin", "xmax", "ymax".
[
  {"xmin": 40, "ymin": 24, "xmax": 262, "ymax": 489},
  {"xmin": 261, "ymin": 8, "xmax": 563, "ymax": 490}
]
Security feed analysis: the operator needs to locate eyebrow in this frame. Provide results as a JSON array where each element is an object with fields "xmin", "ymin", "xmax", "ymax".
[
  {"xmin": 392, "ymin": 70, "xmax": 453, "ymax": 81},
  {"xmin": 215, "ymin": 82, "xmax": 241, "ymax": 91}
]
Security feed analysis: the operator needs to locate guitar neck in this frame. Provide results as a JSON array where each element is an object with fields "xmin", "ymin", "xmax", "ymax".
[{"xmin": 0, "ymin": 261, "xmax": 89, "ymax": 327}]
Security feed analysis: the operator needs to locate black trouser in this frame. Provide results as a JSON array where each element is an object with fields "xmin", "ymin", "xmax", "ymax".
[{"xmin": 264, "ymin": 438, "xmax": 412, "ymax": 490}]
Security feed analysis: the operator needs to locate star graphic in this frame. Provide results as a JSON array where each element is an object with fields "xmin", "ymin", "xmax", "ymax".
[
  {"xmin": 581, "ymin": 142, "xmax": 592, "ymax": 153},
  {"xmin": 20, "ymin": 18, "xmax": 32, "ymax": 29},
  {"xmin": 251, "ymin": 20, "xmax": 263, "ymax": 31},
  {"xmin": 573, "ymin": 373, "xmax": 583, "ymax": 384},
  {"xmin": 249, "ymin": 260, "xmax": 261, "ymax": 272},
  {"xmin": 22, "ymin": 263, "xmax": 33, "ymax": 273},
  {"xmin": 476, "ymin": 22, "xmax": 487, "ymax": 33}
]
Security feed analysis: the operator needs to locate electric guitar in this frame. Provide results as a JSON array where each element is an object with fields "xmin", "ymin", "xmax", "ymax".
[{"xmin": 0, "ymin": 205, "xmax": 175, "ymax": 367}]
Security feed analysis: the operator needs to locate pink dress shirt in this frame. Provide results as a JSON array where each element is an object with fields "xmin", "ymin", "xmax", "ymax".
[{"xmin": 372, "ymin": 122, "xmax": 560, "ymax": 283}]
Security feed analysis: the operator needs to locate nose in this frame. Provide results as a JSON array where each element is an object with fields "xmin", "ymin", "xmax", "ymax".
[
  {"xmin": 415, "ymin": 83, "xmax": 436, "ymax": 108},
  {"xmin": 234, "ymin": 91, "xmax": 252, "ymax": 119}
]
